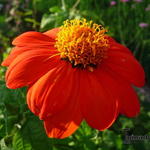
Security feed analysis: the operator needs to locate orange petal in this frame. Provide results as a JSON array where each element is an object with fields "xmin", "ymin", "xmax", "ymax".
[
  {"xmin": 107, "ymin": 37, "xmax": 133, "ymax": 55},
  {"xmin": 43, "ymin": 69, "xmax": 82, "ymax": 138},
  {"xmin": 44, "ymin": 28, "xmax": 60, "ymax": 39},
  {"xmin": 118, "ymin": 82, "xmax": 140, "ymax": 117},
  {"xmin": 104, "ymin": 50, "xmax": 145, "ymax": 87},
  {"xmin": 44, "ymin": 111, "xmax": 82, "ymax": 139},
  {"xmin": 79, "ymin": 70, "xmax": 119, "ymax": 131},
  {"xmin": 103, "ymin": 67, "xmax": 140, "ymax": 117},
  {"xmin": 27, "ymin": 62, "xmax": 80, "ymax": 120},
  {"xmin": 12, "ymin": 31, "xmax": 55, "ymax": 46},
  {"xmin": 44, "ymin": 101, "xmax": 82, "ymax": 139},
  {"xmin": 27, "ymin": 62, "xmax": 66, "ymax": 116},
  {"xmin": 1, "ymin": 46, "xmax": 56, "ymax": 67},
  {"xmin": 6, "ymin": 49, "xmax": 59, "ymax": 89},
  {"xmin": 27, "ymin": 61, "xmax": 82, "ymax": 138},
  {"xmin": 2, "ymin": 31, "xmax": 56, "ymax": 67},
  {"xmin": 96, "ymin": 67, "xmax": 140, "ymax": 118}
]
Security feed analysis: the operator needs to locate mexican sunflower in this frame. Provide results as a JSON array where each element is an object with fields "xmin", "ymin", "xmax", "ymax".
[{"xmin": 1, "ymin": 19, "xmax": 145, "ymax": 139}]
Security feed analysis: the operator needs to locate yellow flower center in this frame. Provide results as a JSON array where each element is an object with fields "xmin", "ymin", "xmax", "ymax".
[{"xmin": 55, "ymin": 19, "xmax": 109, "ymax": 71}]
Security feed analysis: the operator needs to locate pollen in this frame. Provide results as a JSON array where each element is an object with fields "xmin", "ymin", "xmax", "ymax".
[{"xmin": 55, "ymin": 19, "xmax": 109, "ymax": 71}]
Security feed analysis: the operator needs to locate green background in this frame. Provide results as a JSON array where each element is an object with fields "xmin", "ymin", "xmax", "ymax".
[{"xmin": 0, "ymin": 0, "xmax": 150, "ymax": 150}]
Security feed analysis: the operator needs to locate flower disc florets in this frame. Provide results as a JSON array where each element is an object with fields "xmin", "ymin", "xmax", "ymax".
[{"xmin": 55, "ymin": 19, "xmax": 109, "ymax": 71}]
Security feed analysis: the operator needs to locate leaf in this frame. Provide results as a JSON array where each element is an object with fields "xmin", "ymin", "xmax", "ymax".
[
  {"xmin": 13, "ymin": 115, "xmax": 52, "ymax": 150},
  {"xmin": 12, "ymin": 131, "xmax": 32, "ymax": 150},
  {"xmin": 40, "ymin": 11, "xmax": 68, "ymax": 31},
  {"xmin": 49, "ymin": 6, "xmax": 61, "ymax": 13},
  {"xmin": 40, "ymin": 14, "xmax": 56, "ymax": 30}
]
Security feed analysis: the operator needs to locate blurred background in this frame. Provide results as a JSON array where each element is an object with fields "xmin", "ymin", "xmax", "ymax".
[{"xmin": 0, "ymin": 0, "xmax": 150, "ymax": 150}]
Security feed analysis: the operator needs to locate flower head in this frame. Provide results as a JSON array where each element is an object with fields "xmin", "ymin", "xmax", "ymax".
[
  {"xmin": 139, "ymin": 22, "xmax": 149, "ymax": 28},
  {"xmin": 110, "ymin": 1, "xmax": 117, "ymax": 6},
  {"xmin": 55, "ymin": 19, "xmax": 108, "ymax": 71},
  {"xmin": 1, "ymin": 19, "xmax": 145, "ymax": 139}
]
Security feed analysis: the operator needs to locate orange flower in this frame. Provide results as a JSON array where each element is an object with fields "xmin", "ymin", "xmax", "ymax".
[{"xmin": 1, "ymin": 19, "xmax": 145, "ymax": 139}]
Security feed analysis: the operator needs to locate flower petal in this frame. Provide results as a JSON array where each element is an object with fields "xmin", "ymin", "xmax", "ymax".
[
  {"xmin": 104, "ymin": 50, "xmax": 145, "ymax": 87},
  {"xmin": 96, "ymin": 67, "xmax": 140, "ymax": 118},
  {"xmin": 27, "ymin": 61, "xmax": 82, "ymax": 139},
  {"xmin": 6, "ymin": 49, "xmax": 59, "ymax": 89},
  {"xmin": 79, "ymin": 70, "xmax": 119, "ymax": 131},
  {"xmin": 108, "ymin": 37, "xmax": 133, "ymax": 55},
  {"xmin": 44, "ymin": 107, "xmax": 82, "ymax": 139},
  {"xmin": 1, "ymin": 46, "xmax": 56, "ymax": 67},
  {"xmin": 43, "ymin": 70, "xmax": 82, "ymax": 138},
  {"xmin": 119, "ymin": 82, "xmax": 140, "ymax": 117},
  {"xmin": 44, "ymin": 28, "xmax": 60, "ymax": 39},
  {"xmin": 2, "ymin": 31, "xmax": 57, "ymax": 67},
  {"xmin": 12, "ymin": 31, "xmax": 55, "ymax": 46},
  {"xmin": 27, "ymin": 62, "xmax": 80, "ymax": 120}
]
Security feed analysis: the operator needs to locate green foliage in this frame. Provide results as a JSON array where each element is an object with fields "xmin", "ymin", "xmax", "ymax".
[{"xmin": 0, "ymin": 0, "xmax": 150, "ymax": 150}]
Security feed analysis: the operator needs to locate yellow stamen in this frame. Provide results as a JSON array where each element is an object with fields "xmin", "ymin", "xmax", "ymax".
[{"xmin": 55, "ymin": 19, "xmax": 109, "ymax": 71}]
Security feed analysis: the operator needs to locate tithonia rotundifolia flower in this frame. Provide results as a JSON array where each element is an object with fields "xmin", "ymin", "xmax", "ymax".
[{"xmin": 1, "ymin": 19, "xmax": 145, "ymax": 138}]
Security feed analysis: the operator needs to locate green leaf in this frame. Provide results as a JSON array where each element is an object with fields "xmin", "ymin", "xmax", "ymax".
[
  {"xmin": 40, "ymin": 11, "xmax": 68, "ymax": 31},
  {"xmin": 40, "ymin": 14, "xmax": 56, "ymax": 29},
  {"xmin": 13, "ymin": 115, "xmax": 52, "ymax": 150},
  {"xmin": 12, "ymin": 131, "xmax": 32, "ymax": 150},
  {"xmin": 49, "ymin": 6, "xmax": 61, "ymax": 13}
]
